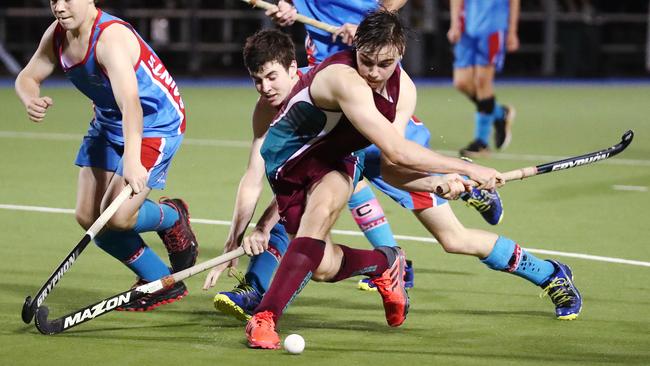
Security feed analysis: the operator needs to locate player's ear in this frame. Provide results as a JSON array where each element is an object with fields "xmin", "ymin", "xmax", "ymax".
[{"xmin": 289, "ymin": 60, "xmax": 298, "ymax": 78}]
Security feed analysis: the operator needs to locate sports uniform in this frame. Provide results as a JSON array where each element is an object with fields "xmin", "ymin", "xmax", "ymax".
[{"xmin": 52, "ymin": 9, "xmax": 197, "ymax": 310}]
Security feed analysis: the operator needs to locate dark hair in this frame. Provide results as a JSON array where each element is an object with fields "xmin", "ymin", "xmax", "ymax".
[
  {"xmin": 243, "ymin": 29, "xmax": 295, "ymax": 74},
  {"xmin": 354, "ymin": 10, "xmax": 406, "ymax": 55}
]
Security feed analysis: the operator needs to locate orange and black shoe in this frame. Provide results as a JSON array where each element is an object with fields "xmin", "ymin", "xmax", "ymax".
[
  {"xmin": 116, "ymin": 278, "xmax": 188, "ymax": 312},
  {"xmin": 157, "ymin": 198, "xmax": 199, "ymax": 273},
  {"xmin": 246, "ymin": 310, "xmax": 281, "ymax": 349},
  {"xmin": 371, "ymin": 246, "xmax": 410, "ymax": 327}
]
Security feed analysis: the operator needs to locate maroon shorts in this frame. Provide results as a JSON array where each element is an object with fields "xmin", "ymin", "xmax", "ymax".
[{"xmin": 269, "ymin": 154, "xmax": 362, "ymax": 234}]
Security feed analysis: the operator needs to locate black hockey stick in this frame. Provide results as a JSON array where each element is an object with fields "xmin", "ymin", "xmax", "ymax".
[
  {"xmin": 35, "ymin": 247, "xmax": 246, "ymax": 335},
  {"xmin": 437, "ymin": 130, "xmax": 634, "ymax": 194},
  {"xmin": 21, "ymin": 185, "xmax": 133, "ymax": 324}
]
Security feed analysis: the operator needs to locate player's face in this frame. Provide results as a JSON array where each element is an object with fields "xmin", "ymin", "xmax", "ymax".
[
  {"xmin": 250, "ymin": 60, "xmax": 297, "ymax": 107},
  {"xmin": 50, "ymin": 0, "xmax": 93, "ymax": 30},
  {"xmin": 356, "ymin": 45, "xmax": 401, "ymax": 91}
]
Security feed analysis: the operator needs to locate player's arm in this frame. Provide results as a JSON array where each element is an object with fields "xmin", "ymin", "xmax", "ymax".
[
  {"xmin": 315, "ymin": 65, "xmax": 499, "ymax": 190},
  {"xmin": 203, "ymin": 97, "xmax": 276, "ymax": 289},
  {"xmin": 507, "ymin": 0, "xmax": 520, "ymax": 52},
  {"xmin": 224, "ymin": 98, "xmax": 276, "ymax": 248},
  {"xmin": 96, "ymin": 24, "xmax": 147, "ymax": 194},
  {"xmin": 447, "ymin": 0, "xmax": 463, "ymax": 44},
  {"xmin": 265, "ymin": 0, "xmax": 298, "ymax": 27},
  {"xmin": 15, "ymin": 21, "xmax": 58, "ymax": 122},
  {"xmin": 241, "ymin": 197, "xmax": 280, "ymax": 257}
]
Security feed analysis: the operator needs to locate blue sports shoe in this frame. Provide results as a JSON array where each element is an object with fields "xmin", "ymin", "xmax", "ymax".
[
  {"xmin": 461, "ymin": 188, "xmax": 504, "ymax": 225},
  {"xmin": 358, "ymin": 259, "xmax": 414, "ymax": 291},
  {"xmin": 213, "ymin": 282, "xmax": 262, "ymax": 322},
  {"xmin": 540, "ymin": 260, "xmax": 582, "ymax": 320}
]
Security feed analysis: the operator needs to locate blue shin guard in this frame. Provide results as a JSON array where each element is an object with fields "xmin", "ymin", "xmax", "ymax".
[
  {"xmin": 481, "ymin": 236, "xmax": 555, "ymax": 285},
  {"xmin": 94, "ymin": 229, "xmax": 170, "ymax": 281},
  {"xmin": 133, "ymin": 198, "xmax": 179, "ymax": 233},
  {"xmin": 244, "ymin": 223, "xmax": 289, "ymax": 295}
]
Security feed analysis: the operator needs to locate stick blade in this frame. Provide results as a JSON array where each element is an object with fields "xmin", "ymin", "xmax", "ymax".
[
  {"xmin": 34, "ymin": 306, "xmax": 63, "ymax": 335},
  {"xmin": 21, "ymin": 296, "xmax": 34, "ymax": 324},
  {"xmin": 621, "ymin": 130, "xmax": 634, "ymax": 145}
]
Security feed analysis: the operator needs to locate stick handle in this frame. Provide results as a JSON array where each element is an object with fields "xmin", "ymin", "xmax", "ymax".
[
  {"xmin": 86, "ymin": 185, "xmax": 133, "ymax": 238},
  {"xmin": 172, "ymin": 247, "xmax": 247, "ymax": 282},
  {"xmin": 435, "ymin": 166, "xmax": 538, "ymax": 195},
  {"xmin": 241, "ymin": 0, "xmax": 339, "ymax": 33}
]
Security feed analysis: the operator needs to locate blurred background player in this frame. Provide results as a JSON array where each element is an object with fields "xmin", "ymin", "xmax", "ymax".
[
  {"xmin": 14, "ymin": 0, "xmax": 198, "ymax": 311},
  {"xmin": 448, "ymin": 0, "xmax": 520, "ymax": 158}
]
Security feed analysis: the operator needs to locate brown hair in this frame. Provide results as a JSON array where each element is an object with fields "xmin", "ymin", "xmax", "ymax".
[
  {"xmin": 354, "ymin": 10, "xmax": 406, "ymax": 55},
  {"xmin": 243, "ymin": 29, "xmax": 295, "ymax": 74}
]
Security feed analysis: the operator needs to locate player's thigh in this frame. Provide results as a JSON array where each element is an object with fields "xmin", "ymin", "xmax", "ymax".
[
  {"xmin": 76, "ymin": 167, "xmax": 114, "ymax": 229},
  {"xmin": 297, "ymin": 171, "xmax": 353, "ymax": 239}
]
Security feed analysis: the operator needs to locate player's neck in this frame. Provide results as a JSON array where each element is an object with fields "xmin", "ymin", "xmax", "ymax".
[{"xmin": 69, "ymin": 8, "xmax": 98, "ymax": 39}]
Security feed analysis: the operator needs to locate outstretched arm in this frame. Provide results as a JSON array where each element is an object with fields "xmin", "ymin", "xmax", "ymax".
[
  {"xmin": 315, "ymin": 64, "xmax": 500, "ymax": 190},
  {"xmin": 15, "ymin": 21, "xmax": 58, "ymax": 123},
  {"xmin": 202, "ymin": 98, "xmax": 277, "ymax": 289}
]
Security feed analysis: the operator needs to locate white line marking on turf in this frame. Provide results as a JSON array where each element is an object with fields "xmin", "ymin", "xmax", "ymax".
[
  {"xmin": 2, "ymin": 203, "xmax": 649, "ymax": 268},
  {"xmin": 2, "ymin": 130, "xmax": 649, "ymax": 167},
  {"xmin": 612, "ymin": 185, "xmax": 648, "ymax": 192}
]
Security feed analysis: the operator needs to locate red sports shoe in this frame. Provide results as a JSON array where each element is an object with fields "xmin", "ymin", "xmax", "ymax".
[
  {"xmin": 246, "ymin": 310, "xmax": 280, "ymax": 349},
  {"xmin": 371, "ymin": 247, "xmax": 410, "ymax": 327},
  {"xmin": 157, "ymin": 198, "xmax": 199, "ymax": 273}
]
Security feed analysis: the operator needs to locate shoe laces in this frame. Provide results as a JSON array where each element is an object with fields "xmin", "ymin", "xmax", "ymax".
[
  {"xmin": 465, "ymin": 190, "xmax": 494, "ymax": 213},
  {"xmin": 252, "ymin": 311, "xmax": 275, "ymax": 328},
  {"xmin": 540, "ymin": 277, "xmax": 576, "ymax": 306}
]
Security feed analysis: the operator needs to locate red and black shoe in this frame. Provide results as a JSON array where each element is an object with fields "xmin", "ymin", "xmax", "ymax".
[
  {"xmin": 116, "ymin": 278, "xmax": 188, "ymax": 312},
  {"xmin": 158, "ymin": 198, "xmax": 199, "ymax": 273},
  {"xmin": 371, "ymin": 246, "xmax": 410, "ymax": 327}
]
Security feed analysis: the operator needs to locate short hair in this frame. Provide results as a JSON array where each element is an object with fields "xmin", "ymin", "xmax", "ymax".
[
  {"xmin": 243, "ymin": 29, "xmax": 296, "ymax": 74},
  {"xmin": 354, "ymin": 10, "xmax": 406, "ymax": 56}
]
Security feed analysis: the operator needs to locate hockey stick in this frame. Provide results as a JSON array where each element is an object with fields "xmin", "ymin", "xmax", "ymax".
[
  {"xmin": 21, "ymin": 185, "xmax": 133, "ymax": 324},
  {"xmin": 240, "ymin": 0, "xmax": 339, "ymax": 33},
  {"xmin": 437, "ymin": 130, "xmax": 634, "ymax": 194},
  {"xmin": 34, "ymin": 247, "xmax": 247, "ymax": 335}
]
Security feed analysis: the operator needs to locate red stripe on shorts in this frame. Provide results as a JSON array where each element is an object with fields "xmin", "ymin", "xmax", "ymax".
[
  {"xmin": 488, "ymin": 32, "xmax": 501, "ymax": 66},
  {"xmin": 410, "ymin": 191, "xmax": 435, "ymax": 210},
  {"xmin": 140, "ymin": 137, "xmax": 163, "ymax": 171}
]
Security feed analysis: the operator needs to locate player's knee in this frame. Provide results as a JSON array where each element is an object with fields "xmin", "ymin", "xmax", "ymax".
[
  {"xmin": 106, "ymin": 212, "xmax": 135, "ymax": 231},
  {"xmin": 453, "ymin": 76, "xmax": 473, "ymax": 94},
  {"xmin": 437, "ymin": 233, "xmax": 469, "ymax": 254},
  {"xmin": 74, "ymin": 210, "xmax": 95, "ymax": 231}
]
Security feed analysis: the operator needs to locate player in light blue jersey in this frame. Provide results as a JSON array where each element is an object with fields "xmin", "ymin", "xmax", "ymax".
[
  {"xmin": 15, "ymin": 0, "xmax": 198, "ymax": 311},
  {"xmin": 449, "ymin": 0, "xmax": 520, "ymax": 158}
]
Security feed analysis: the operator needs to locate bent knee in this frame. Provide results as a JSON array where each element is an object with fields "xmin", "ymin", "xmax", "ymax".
[
  {"xmin": 106, "ymin": 212, "xmax": 136, "ymax": 231},
  {"xmin": 75, "ymin": 211, "xmax": 96, "ymax": 231}
]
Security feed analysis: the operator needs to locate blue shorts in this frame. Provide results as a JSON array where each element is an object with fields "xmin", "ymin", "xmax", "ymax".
[
  {"xmin": 75, "ymin": 121, "xmax": 183, "ymax": 189},
  {"xmin": 453, "ymin": 30, "xmax": 507, "ymax": 72},
  {"xmin": 362, "ymin": 118, "xmax": 448, "ymax": 210}
]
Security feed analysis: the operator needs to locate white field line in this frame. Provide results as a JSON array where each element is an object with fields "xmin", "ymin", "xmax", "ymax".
[
  {"xmin": 2, "ymin": 203, "xmax": 649, "ymax": 268},
  {"xmin": 612, "ymin": 185, "xmax": 648, "ymax": 192},
  {"xmin": 1, "ymin": 130, "xmax": 649, "ymax": 167}
]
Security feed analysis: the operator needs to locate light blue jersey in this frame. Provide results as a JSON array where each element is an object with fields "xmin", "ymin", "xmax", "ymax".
[
  {"xmin": 462, "ymin": 0, "xmax": 510, "ymax": 36},
  {"xmin": 293, "ymin": 0, "xmax": 380, "ymax": 65},
  {"xmin": 53, "ymin": 9, "xmax": 186, "ymax": 143}
]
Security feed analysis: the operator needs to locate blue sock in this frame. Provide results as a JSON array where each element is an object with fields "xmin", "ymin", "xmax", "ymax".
[
  {"xmin": 348, "ymin": 186, "xmax": 397, "ymax": 248},
  {"xmin": 493, "ymin": 103, "xmax": 505, "ymax": 121},
  {"xmin": 481, "ymin": 236, "xmax": 555, "ymax": 285},
  {"xmin": 133, "ymin": 199, "xmax": 179, "ymax": 233},
  {"xmin": 245, "ymin": 223, "xmax": 289, "ymax": 295},
  {"xmin": 95, "ymin": 229, "xmax": 170, "ymax": 281},
  {"xmin": 474, "ymin": 112, "xmax": 492, "ymax": 145}
]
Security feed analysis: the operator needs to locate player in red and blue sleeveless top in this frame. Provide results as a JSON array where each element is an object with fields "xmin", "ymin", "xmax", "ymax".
[
  {"xmin": 449, "ymin": 0, "xmax": 520, "ymax": 157},
  {"xmin": 15, "ymin": 0, "xmax": 198, "ymax": 311}
]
